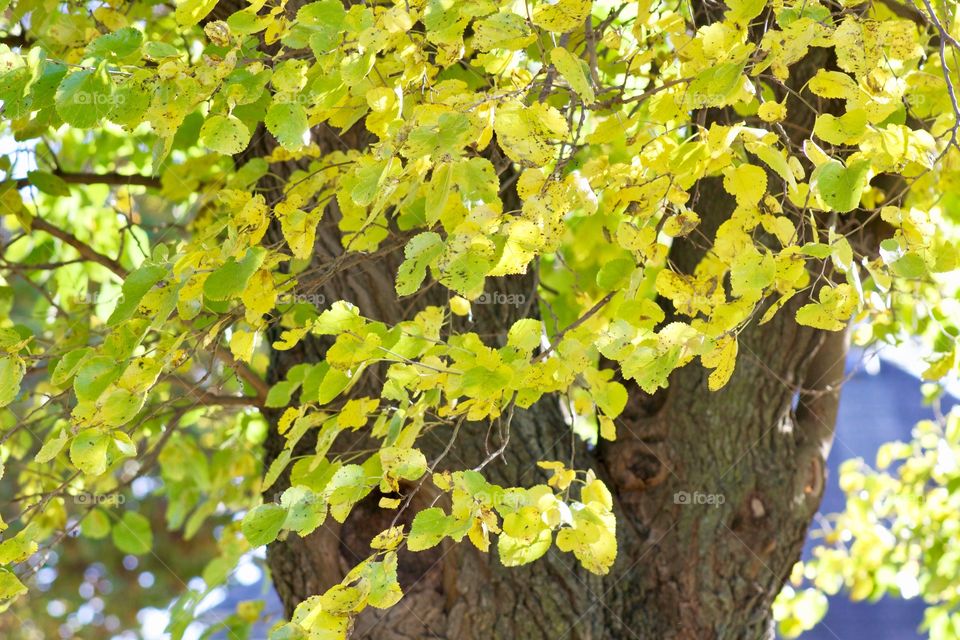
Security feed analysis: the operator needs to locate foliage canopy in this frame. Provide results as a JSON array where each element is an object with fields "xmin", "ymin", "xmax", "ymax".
[{"xmin": 1, "ymin": 0, "xmax": 960, "ymax": 636}]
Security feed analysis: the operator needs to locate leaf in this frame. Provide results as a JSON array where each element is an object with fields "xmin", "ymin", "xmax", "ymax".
[
  {"xmin": 200, "ymin": 114, "xmax": 251, "ymax": 155},
  {"xmin": 807, "ymin": 70, "xmax": 859, "ymax": 100},
  {"xmin": 795, "ymin": 284, "xmax": 858, "ymax": 331},
  {"xmin": 242, "ymin": 503, "xmax": 288, "ymax": 547},
  {"xmin": 266, "ymin": 102, "xmax": 309, "ymax": 150},
  {"xmin": 813, "ymin": 110, "xmax": 867, "ymax": 146},
  {"xmin": 380, "ymin": 447, "xmax": 427, "ymax": 492},
  {"xmin": 396, "ymin": 232, "xmax": 444, "ymax": 296},
  {"xmin": 55, "ymin": 65, "xmax": 115, "ymax": 129},
  {"xmin": 596, "ymin": 257, "xmax": 635, "ymax": 291},
  {"xmin": 531, "ymin": 0, "xmax": 591, "ymax": 33},
  {"xmin": 702, "ymin": 335, "xmax": 738, "ymax": 391},
  {"xmin": 474, "ymin": 12, "xmax": 535, "ymax": 51},
  {"xmin": 230, "ymin": 329, "xmax": 256, "ymax": 362},
  {"xmin": 204, "ymin": 247, "xmax": 266, "ymax": 301},
  {"xmin": 0, "ymin": 525, "xmax": 38, "ymax": 563},
  {"xmin": 112, "ymin": 511, "xmax": 153, "ymax": 555},
  {"xmin": 27, "ymin": 170, "xmax": 70, "ymax": 196},
  {"xmin": 407, "ymin": 507, "xmax": 451, "ymax": 551},
  {"xmin": 175, "ymin": 0, "xmax": 219, "ymax": 26},
  {"xmin": 86, "ymin": 27, "xmax": 143, "ymax": 60},
  {"xmin": 265, "ymin": 380, "xmax": 299, "ymax": 408},
  {"xmin": 281, "ymin": 486, "xmax": 327, "ymax": 536},
  {"xmin": 70, "ymin": 429, "xmax": 111, "ymax": 476},
  {"xmin": 757, "ymin": 101, "xmax": 786, "ymax": 123},
  {"xmin": 730, "ymin": 249, "xmax": 776, "ymax": 298},
  {"xmin": 108, "ymin": 264, "xmax": 167, "ymax": 326},
  {"xmin": 99, "ymin": 387, "xmax": 145, "ymax": 427},
  {"xmin": 325, "ymin": 464, "xmax": 373, "ymax": 522},
  {"xmin": 81, "ymin": 508, "xmax": 112, "ymax": 540},
  {"xmin": 498, "ymin": 528, "xmax": 552, "ymax": 567},
  {"xmin": 550, "ymin": 47, "xmax": 595, "ymax": 104},
  {"xmin": 725, "ymin": 0, "xmax": 765, "ymax": 24},
  {"xmin": 279, "ymin": 206, "xmax": 324, "ymax": 260},
  {"xmin": 813, "ymin": 159, "xmax": 870, "ymax": 213},
  {"xmin": 0, "ymin": 355, "xmax": 24, "ymax": 407},
  {"xmin": 723, "ymin": 164, "xmax": 767, "ymax": 207},
  {"xmin": 74, "ymin": 356, "xmax": 121, "ymax": 402},
  {"xmin": 686, "ymin": 63, "xmax": 744, "ymax": 109},
  {"xmin": 295, "ymin": 0, "xmax": 347, "ymax": 52},
  {"xmin": 494, "ymin": 100, "xmax": 568, "ymax": 166},
  {"xmin": 0, "ymin": 568, "xmax": 27, "ymax": 601},
  {"xmin": 35, "ymin": 429, "xmax": 68, "ymax": 463}
]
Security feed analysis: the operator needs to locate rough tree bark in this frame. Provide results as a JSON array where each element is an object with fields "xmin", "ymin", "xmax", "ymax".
[{"xmin": 227, "ymin": 3, "xmax": 852, "ymax": 638}]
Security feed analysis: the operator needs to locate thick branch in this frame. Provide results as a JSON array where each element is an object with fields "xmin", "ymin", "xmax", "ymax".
[
  {"xmin": 14, "ymin": 171, "xmax": 161, "ymax": 190},
  {"xmin": 29, "ymin": 217, "xmax": 130, "ymax": 278}
]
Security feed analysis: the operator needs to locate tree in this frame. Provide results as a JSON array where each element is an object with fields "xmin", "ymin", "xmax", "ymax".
[{"xmin": 0, "ymin": 0, "xmax": 958, "ymax": 637}]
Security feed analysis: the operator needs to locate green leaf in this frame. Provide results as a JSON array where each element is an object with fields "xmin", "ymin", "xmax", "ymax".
[
  {"xmin": 86, "ymin": 27, "xmax": 143, "ymax": 60},
  {"xmin": 70, "ymin": 429, "xmax": 111, "ymax": 476},
  {"xmin": 379, "ymin": 447, "xmax": 428, "ymax": 489},
  {"xmin": 112, "ymin": 511, "xmax": 153, "ymax": 555},
  {"xmin": 498, "ymin": 528, "xmax": 552, "ymax": 567},
  {"xmin": 142, "ymin": 41, "xmax": 180, "ymax": 60},
  {"xmin": 0, "ymin": 568, "xmax": 27, "ymax": 601},
  {"xmin": 242, "ymin": 503, "xmax": 288, "ymax": 546},
  {"xmin": 55, "ymin": 65, "xmax": 115, "ymax": 129},
  {"xmin": 325, "ymin": 464, "xmax": 372, "ymax": 522},
  {"xmin": 204, "ymin": 247, "xmax": 266, "ymax": 301},
  {"xmin": 200, "ymin": 114, "xmax": 251, "ymax": 155},
  {"xmin": 281, "ymin": 486, "xmax": 327, "ymax": 536},
  {"xmin": 265, "ymin": 380, "xmax": 300, "ymax": 408},
  {"xmin": 265, "ymin": 102, "xmax": 309, "ymax": 150},
  {"xmin": 0, "ymin": 355, "xmax": 24, "ymax": 407},
  {"xmin": 596, "ymin": 257, "xmax": 635, "ymax": 291},
  {"xmin": 35, "ymin": 429, "xmax": 68, "ymax": 464},
  {"xmin": 295, "ymin": 0, "xmax": 347, "ymax": 52},
  {"xmin": 108, "ymin": 264, "xmax": 167, "ymax": 326},
  {"xmin": 407, "ymin": 507, "xmax": 451, "ymax": 551},
  {"xmin": 813, "ymin": 159, "xmax": 870, "ymax": 213},
  {"xmin": 396, "ymin": 232, "xmax": 443, "ymax": 296},
  {"xmin": 74, "ymin": 356, "xmax": 121, "ymax": 402},
  {"xmin": 99, "ymin": 388, "xmax": 145, "ymax": 427},
  {"xmin": 81, "ymin": 508, "xmax": 112, "ymax": 539},
  {"xmin": 686, "ymin": 62, "xmax": 744, "ymax": 108},
  {"xmin": 26, "ymin": 170, "xmax": 70, "ymax": 196},
  {"xmin": 0, "ymin": 524, "xmax": 38, "ymax": 563}
]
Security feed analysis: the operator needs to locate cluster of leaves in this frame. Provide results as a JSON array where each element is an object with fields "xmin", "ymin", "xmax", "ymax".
[
  {"xmin": 1, "ymin": 0, "xmax": 960, "ymax": 636},
  {"xmin": 777, "ymin": 407, "xmax": 960, "ymax": 640}
]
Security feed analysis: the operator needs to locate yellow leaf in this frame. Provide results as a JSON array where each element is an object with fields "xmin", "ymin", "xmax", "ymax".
[
  {"xmin": 757, "ymin": 101, "xmax": 786, "ymax": 122},
  {"xmin": 702, "ymin": 335, "xmax": 738, "ymax": 391},
  {"xmin": 229, "ymin": 329, "xmax": 256, "ymax": 363},
  {"xmin": 449, "ymin": 296, "xmax": 471, "ymax": 316},
  {"xmin": 494, "ymin": 100, "xmax": 568, "ymax": 166},
  {"xmin": 550, "ymin": 46, "xmax": 595, "ymax": 104},
  {"xmin": 723, "ymin": 164, "xmax": 767, "ymax": 207},
  {"xmin": 532, "ymin": 0, "xmax": 591, "ymax": 33}
]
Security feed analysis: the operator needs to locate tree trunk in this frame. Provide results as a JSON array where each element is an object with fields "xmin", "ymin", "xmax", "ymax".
[{"xmin": 231, "ymin": 4, "xmax": 850, "ymax": 638}]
